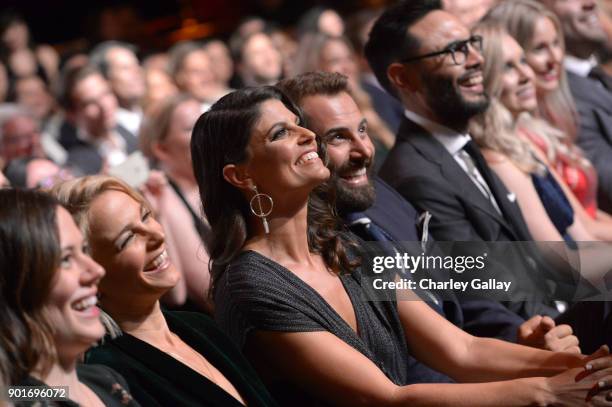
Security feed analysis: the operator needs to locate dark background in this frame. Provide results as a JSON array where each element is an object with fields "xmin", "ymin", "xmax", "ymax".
[{"xmin": 3, "ymin": 0, "xmax": 389, "ymax": 54}]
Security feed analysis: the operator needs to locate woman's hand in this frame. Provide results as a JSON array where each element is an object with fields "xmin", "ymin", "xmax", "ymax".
[
  {"xmin": 544, "ymin": 367, "xmax": 612, "ymax": 406},
  {"xmin": 543, "ymin": 346, "xmax": 612, "ymax": 406}
]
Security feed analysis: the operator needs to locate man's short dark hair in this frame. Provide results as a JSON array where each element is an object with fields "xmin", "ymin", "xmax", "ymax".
[
  {"xmin": 276, "ymin": 71, "xmax": 349, "ymax": 107},
  {"xmin": 364, "ymin": 0, "xmax": 442, "ymax": 95},
  {"xmin": 57, "ymin": 65, "xmax": 102, "ymax": 111}
]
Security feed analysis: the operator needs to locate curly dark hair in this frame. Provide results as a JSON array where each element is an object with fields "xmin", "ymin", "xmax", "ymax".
[{"xmin": 190, "ymin": 85, "xmax": 358, "ymax": 297}]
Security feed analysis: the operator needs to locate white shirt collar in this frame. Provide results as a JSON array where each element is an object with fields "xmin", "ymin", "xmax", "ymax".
[
  {"xmin": 404, "ymin": 109, "xmax": 471, "ymax": 155},
  {"xmin": 564, "ymin": 55, "xmax": 597, "ymax": 77}
]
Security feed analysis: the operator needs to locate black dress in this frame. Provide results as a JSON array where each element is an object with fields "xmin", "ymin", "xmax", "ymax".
[
  {"xmin": 16, "ymin": 364, "xmax": 139, "ymax": 406},
  {"xmin": 85, "ymin": 310, "xmax": 277, "ymax": 407},
  {"xmin": 214, "ymin": 250, "xmax": 433, "ymax": 406}
]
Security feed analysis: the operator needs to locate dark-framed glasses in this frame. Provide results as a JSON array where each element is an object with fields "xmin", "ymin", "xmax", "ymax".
[{"xmin": 400, "ymin": 35, "xmax": 483, "ymax": 66}]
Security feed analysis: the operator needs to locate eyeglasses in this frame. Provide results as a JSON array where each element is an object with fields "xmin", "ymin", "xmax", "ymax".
[{"xmin": 400, "ymin": 35, "xmax": 483, "ymax": 66}]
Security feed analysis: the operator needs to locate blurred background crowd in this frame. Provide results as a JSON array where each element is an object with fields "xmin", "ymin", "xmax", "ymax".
[{"xmin": 4, "ymin": 0, "xmax": 612, "ymax": 405}]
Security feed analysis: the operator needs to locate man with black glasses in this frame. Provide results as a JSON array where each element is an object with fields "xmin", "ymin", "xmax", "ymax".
[{"xmin": 365, "ymin": 0, "xmax": 581, "ymax": 320}]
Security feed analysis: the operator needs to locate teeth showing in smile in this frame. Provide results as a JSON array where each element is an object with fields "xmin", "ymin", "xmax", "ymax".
[
  {"xmin": 462, "ymin": 75, "xmax": 483, "ymax": 86},
  {"xmin": 72, "ymin": 296, "xmax": 97, "ymax": 311},
  {"xmin": 297, "ymin": 151, "xmax": 319, "ymax": 165},
  {"xmin": 145, "ymin": 250, "xmax": 168, "ymax": 272},
  {"xmin": 344, "ymin": 167, "xmax": 367, "ymax": 178}
]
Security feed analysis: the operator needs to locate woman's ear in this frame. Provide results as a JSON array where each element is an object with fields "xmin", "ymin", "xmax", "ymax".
[{"xmin": 223, "ymin": 163, "xmax": 252, "ymax": 191}]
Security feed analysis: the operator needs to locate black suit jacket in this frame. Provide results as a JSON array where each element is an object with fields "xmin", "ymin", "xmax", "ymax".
[
  {"xmin": 379, "ymin": 118, "xmax": 534, "ymax": 242},
  {"xmin": 58, "ymin": 121, "xmax": 139, "ymax": 175},
  {"xmin": 567, "ymin": 71, "xmax": 612, "ymax": 213},
  {"xmin": 347, "ymin": 177, "xmax": 525, "ymax": 341},
  {"xmin": 378, "ymin": 118, "xmax": 571, "ymax": 318}
]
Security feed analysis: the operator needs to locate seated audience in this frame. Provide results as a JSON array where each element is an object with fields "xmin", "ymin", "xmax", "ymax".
[
  {"xmin": 140, "ymin": 93, "xmax": 212, "ymax": 311},
  {"xmin": 487, "ymin": 0, "xmax": 612, "ymax": 229},
  {"xmin": 202, "ymin": 39, "xmax": 234, "ymax": 97},
  {"xmin": 142, "ymin": 63, "xmax": 178, "ymax": 114},
  {"xmin": 268, "ymin": 27, "xmax": 298, "ymax": 80},
  {"xmin": 537, "ymin": 0, "xmax": 612, "ymax": 214},
  {"xmin": 52, "ymin": 175, "xmax": 277, "ymax": 407},
  {"xmin": 366, "ymin": 0, "xmax": 573, "ymax": 318},
  {"xmin": 230, "ymin": 32, "xmax": 283, "ymax": 87},
  {"xmin": 279, "ymin": 70, "xmax": 583, "ymax": 351},
  {"xmin": 167, "ymin": 41, "xmax": 220, "ymax": 111},
  {"xmin": 57, "ymin": 65, "xmax": 138, "ymax": 175},
  {"xmin": 296, "ymin": 7, "xmax": 345, "ymax": 38},
  {"xmin": 470, "ymin": 21, "xmax": 612, "ymax": 243},
  {"xmin": 0, "ymin": 188, "xmax": 139, "ymax": 406},
  {"xmin": 191, "ymin": 84, "xmax": 612, "ymax": 406},
  {"xmin": 13, "ymin": 74, "xmax": 57, "ymax": 128},
  {"xmin": 90, "ymin": 41, "xmax": 146, "ymax": 138},
  {"xmin": 0, "ymin": 11, "xmax": 59, "ymax": 83}
]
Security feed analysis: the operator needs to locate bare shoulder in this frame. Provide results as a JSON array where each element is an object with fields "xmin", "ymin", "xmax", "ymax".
[{"xmin": 481, "ymin": 148, "xmax": 509, "ymax": 164}]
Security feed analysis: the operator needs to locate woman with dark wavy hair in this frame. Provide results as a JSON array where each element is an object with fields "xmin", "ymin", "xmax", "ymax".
[
  {"xmin": 0, "ymin": 188, "xmax": 138, "ymax": 406},
  {"xmin": 191, "ymin": 85, "xmax": 612, "ymax": 406}
]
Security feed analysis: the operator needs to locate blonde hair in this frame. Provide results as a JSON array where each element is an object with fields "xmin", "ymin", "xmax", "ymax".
[
  {"xmin": 50, "ymin": 175, "xmax": 151, "ymax": 339},
  {"xmin": 470, "ymin": 21, "xmax": 546, "ymax": 175},
  {"xmin": 485, "ymin": 0, "xmax": 579, "ymax": 141}
]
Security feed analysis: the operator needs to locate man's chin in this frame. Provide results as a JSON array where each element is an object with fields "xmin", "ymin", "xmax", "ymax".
[{"xmin": 336, "ymin": 182, "xmax": 376, "ymax": 214}]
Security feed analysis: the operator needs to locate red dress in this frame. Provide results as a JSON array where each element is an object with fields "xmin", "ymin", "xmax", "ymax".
[{"xmin": 523, "ymin": 129, "xmax": 598, "ymax": 218}]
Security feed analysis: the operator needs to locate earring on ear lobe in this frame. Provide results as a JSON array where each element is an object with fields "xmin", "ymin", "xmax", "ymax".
[{"xmin": 249, "ymin": 185, "xmax": 273, "ymax": 234}]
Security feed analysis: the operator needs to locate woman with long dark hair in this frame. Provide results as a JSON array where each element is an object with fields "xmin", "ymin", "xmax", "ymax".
[
  {"xmin": 191, "ymin": 85, "xmax": 612, "ymax": 406},
  {"xmin": 0, "ymin": 188, "xmax": 139, "ymax": 406}
]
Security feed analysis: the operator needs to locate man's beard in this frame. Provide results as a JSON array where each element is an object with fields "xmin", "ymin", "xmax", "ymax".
[
  {"xmin": 331, "ymin": 158, "xmax": 376, "ymax": 214},
  {"xmin": 422, "ymin": 70, "xmax": 489, "ymax": 131}
]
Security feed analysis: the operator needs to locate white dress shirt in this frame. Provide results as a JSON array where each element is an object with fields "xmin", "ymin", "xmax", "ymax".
[{"xmin": 404, "ymin": 109, "xmax": 501, "ymax": 213}]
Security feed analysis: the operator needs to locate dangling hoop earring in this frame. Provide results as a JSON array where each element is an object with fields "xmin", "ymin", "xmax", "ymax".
[{"xmin": 249, "ymin": 185, "xmax": 273, "ymax": 234}]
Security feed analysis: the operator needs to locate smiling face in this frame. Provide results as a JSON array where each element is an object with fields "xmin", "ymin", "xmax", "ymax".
[
  {"xmin": 239, "ymin": 99, "xmax": 330, "ymax": 200},
  {"xmin": 301, "ymin": 92, "xmax": 375, "ymax": 213},
  {"xmin": 499, "ymin": 34, "xmax": 538, "ymax": 117},
  {"xmin": 525, "ymin": 17, "xmax": 564, "ymax": 94},
  {"xmin": 407, "ymin": 10, "xmax": 489, "ymax": 129},
  {"xmin": 87, "ymin": 190, "xmax": 180, "ymax": 306},
  {"xmin": 545, "ymin": 0, "xmax": 606, "ymax": 51},
  {"xmin": 46, "ymin": 206, "xmax": 105, "ymax": 357}
]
